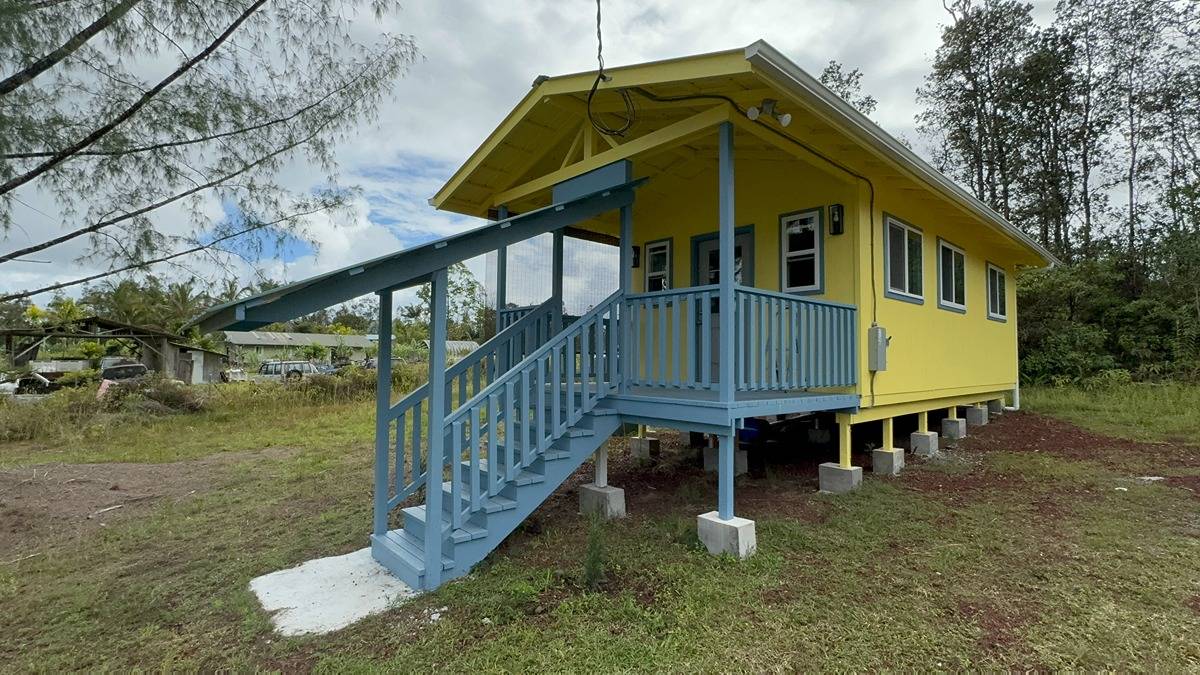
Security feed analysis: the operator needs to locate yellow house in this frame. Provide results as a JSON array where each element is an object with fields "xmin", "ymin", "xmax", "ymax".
[{"xmin": 194, "ymin": 41, "xmax": 1054, "ymax": 590}]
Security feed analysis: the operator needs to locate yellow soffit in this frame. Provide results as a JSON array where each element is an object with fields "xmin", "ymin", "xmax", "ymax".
[{"xmin": 428, "ymin": 48, "xmax": 751, "ymax": 213}]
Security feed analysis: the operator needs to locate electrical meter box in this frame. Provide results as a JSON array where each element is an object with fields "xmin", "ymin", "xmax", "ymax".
[{"xmin": 868, "ymin": 325, "xmax": 888, "ymax": 372}]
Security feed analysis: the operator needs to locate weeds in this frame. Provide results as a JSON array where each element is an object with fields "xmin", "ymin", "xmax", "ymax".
[
  {"xmin": 581, "ymin": 513, "xmax": 607, "ymax": 591},
  {"xmin": 0, "ymin": 363, "xmax": 427, "ymax": 445}
]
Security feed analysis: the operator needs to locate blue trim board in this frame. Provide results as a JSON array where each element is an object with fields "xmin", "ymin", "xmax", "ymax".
[
  {"xmin": 690, "ymin": 225, "xmax": 756, "ymax": 286},
  {"xmin": 935, "ymin": 236, "xmax": 967, "ymax": 315},
  {"xmin": 778, "ymin": 205, "xmax": 825, "ymax": 296},
  {"xmin": 881, "ymin": 211, "xmax": 925, "ymax": 305}
]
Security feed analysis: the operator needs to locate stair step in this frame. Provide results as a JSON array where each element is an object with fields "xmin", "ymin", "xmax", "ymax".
[
  {"xmin": 475, "ymin": 459, "xmax": 544, "ymax": 486},
  {"xmin": 439, "ymin": 481, "xmax": 518, "ymax": 513},
  {"xmin": 588, "ymin": 407, "xmax": 619, "ymax": 416},
  {"xmin": 402, "ymin": 505, "xmax": 489, "ymax": 544},
  {"xmin": 381, "ymin": 529, "xmax": 454, "ymax": 573}
]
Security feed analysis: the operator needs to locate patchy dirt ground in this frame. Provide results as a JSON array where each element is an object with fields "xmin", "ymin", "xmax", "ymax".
[
  {"xmin": 965, "ymin": 410, "xmax": 1200, "ymax": 469},
  {"xmin": 0, "ymin": 447, "xmax": 298, "ymax": 556}
]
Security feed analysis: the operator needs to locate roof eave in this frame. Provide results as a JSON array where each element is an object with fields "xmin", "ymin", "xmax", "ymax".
[{"xmin": 743, "ymin": 40, "xmax": 1058, "ymax": 268}]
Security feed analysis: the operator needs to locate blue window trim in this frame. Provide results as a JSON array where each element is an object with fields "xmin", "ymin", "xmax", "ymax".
[
  {"xmin": 643, "ymin": 237, "xmax": 673, "ymax": 292},
  {"xmin": 986, "ymin": 261, "xmax": 1008, "ymax": 323},
  {"xmin": 779, "ymin": 206, "xmax": 824, "ymax": 295},
  {"xmin": 935, "ymin": 236, "xmax": 967, "ymax": 314},
  {"xmin": 882, "ymin": 212, "xmax": 924, "ymax": 305},
  {"xmin": 690, "ymin": 225, "xmax": 755, "ymax": 287}
]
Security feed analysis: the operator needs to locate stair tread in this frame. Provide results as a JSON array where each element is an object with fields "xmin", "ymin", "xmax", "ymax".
[
  {"xmin": 403, "ymin": 505, "xmax": 489, "ymax": 543},
  {"xmin": 440, "ymin": 481, "xmax": 518, "ymax": 512},
  {"xmin": 381, "ymin": 529, "xmax": 454, "ymax": 571}
]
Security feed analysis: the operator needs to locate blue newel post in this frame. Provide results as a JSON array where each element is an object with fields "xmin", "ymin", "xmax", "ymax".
[
  {"xmin": 372, "ymin": 289, "xmax": 393, "ymax": 537},
  {"xmin": 423, "ymin": 267, "xmax": 449, "ymax": 588}
]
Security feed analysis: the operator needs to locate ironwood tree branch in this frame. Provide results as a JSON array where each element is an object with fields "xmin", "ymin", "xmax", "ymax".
[
  {"xmin": 0, "ymin": 206, "xmax": 330, "ymax": 302},
  {"xmin": 0, "ymin": 0, "xmax": 269, "ymax": 198},
  {"xmin": 0, "ymin": 0, "xmax": 142, "ymax": 98}
]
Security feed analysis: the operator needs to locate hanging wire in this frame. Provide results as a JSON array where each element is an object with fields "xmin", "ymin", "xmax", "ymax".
[{"xmin": 587, "ymin": 0, "xmax": 635, "ymax": 137}]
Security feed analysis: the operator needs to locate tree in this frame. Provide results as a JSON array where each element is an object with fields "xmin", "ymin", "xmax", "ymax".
[
  {"xmin": 410, "ymin": 262, "xmax": 488, "ymax": 341},
  {"xmin": 299, "ymin": 343, "xmax": 327, "ymax": 362},
  {"xmin": 917, "ymin": 0, "xmax": 1038, "ymax": 220},
  {"xmin": 0, "ymin": 1, "xmax": 418, "ymax": 293},
  {"xmin": 818, "ymin": 60, "xmax": 877, "ymax": 116}
]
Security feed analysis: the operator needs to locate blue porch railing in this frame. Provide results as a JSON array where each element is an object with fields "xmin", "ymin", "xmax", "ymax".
[
  {"xmin": 382, "ymin": 297, "xmax": 558, "ymax": 508},
  {"xmin": 622, "ymin": 284, "xmax": 857, "ymax": 392},
  {"xmin": 442, "ymin": 291, "xmax": 622, "ymax": 531}
]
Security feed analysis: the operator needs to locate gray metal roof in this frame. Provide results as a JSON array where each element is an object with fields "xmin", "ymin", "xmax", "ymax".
[{"xmin": 223, "ymin": 331, "xmax": 374, "ymax": 349}]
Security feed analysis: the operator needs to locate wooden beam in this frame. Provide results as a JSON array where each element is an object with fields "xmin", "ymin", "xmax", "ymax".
[
  {"xmin": 560, "ymin": 125, "xmax": 584, "ymax": 169},
  {"xmin": 491, "ymin": 104, "xmax": 732, "ymax": 207}
]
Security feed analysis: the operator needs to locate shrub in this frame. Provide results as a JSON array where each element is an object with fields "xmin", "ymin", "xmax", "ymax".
[{"xmin": 56, "ymin": 369, "xmax": 100, "ymax": 388}]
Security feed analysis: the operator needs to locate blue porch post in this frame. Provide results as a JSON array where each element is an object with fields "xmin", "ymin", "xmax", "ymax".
[
  {"xmin": 717, "ymin": 121, "xmax": 736, "ymax": 519},
  {"xmin": 718, "ymin": 431, "xmax": 734, "ymax": 519},
  {"xmin": 551, "ymin": 229, "xmax": 564, "ymax": 329},
  {"xmin": 494, "ymin": 205, "xmax": 508, "ymax": 335},
  {"xmin": 619, "ymin": 204, "xmax": 632, "ymax": 393},
  {"xmin": 718, "ymin": 121, "xmax": 735, "ymax": 404},
  {"xmin": 424, "ymin": 267, "xmax": 449, "ymax": 588},
  {"xmin": 372, "ymin": 289, "xmax": 393, "ymax": 536}
]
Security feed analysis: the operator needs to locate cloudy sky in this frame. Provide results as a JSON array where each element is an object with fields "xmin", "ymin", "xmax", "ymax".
[{"xmin": 3, "ymin": 0, "xmax": 1055, "ymax": 313}]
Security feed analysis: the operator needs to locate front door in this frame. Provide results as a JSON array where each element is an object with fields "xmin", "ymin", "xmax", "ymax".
[{"xmin": 693, "ymin": 230, "xmax": 754, "ymax": 382}]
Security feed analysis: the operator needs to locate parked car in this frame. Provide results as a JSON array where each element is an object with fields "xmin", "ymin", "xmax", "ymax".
[
  {"xmin": 255, "ymin": 360, "xmax": 320, "ymax": 382},
  {"xmin": 100, "ymin": 362, "xmax": 148, "ymax": 381}
]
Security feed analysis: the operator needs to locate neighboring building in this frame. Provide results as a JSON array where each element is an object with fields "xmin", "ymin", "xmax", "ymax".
[
  {"xmin": 1, "ymin": 316, "xmax": 227, "ymax": 383},
  {"xmin": 192, "ymin": 41, "xmax": 1055, "ymax": 591},
  {"xmin": 171, "ymin": 343, "xmax": 229, "ymax": 384},
  {"xmin": 222, "ymin": 331, "xmax": 374, "ymax": 365}
]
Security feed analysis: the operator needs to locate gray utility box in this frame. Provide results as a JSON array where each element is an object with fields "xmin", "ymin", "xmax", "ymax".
[{"xmin": 868, "ymin": 325, "xmax": 888, "ymax": 372}]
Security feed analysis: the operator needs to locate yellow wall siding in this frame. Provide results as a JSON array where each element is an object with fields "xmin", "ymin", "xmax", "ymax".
[
  {"xmin": 855, "ymin": 181, "xmax": 1019, "ymax": 408},
  {"xmin": 629, "ymin": 157, "xmax": 857, "ymax": 305},
  {"xmin": 625, "ymin": 149, "xmax": 1020, "ymax": 410}
]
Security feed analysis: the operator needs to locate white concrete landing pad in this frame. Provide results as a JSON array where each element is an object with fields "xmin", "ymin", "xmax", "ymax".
[{"xmin": 249, "ymin": 547, "xmax": 417, "ymax": 636}]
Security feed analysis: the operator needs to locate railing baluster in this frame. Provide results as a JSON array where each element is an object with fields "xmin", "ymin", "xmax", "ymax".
[
  {"xmin": 519, "ymin": 368, "xmax": 531, "ymax": 466},
  {"xmin": 567, "ymin": 334, "xmax": 577, "ymax": 423},
  {"xmin": 576, "ymin": 319, "xmax": 585, "ymax": 408},
  {"xmin": 451, "ymin": 420, "xmax": 463, "ymax": 529},
  {"xmin": 504, "ymin": 380, "xmax": 516, "ymax": 481},
  {"xmin": 656, "ymin": 296, "xmax": 667, "ymax": 386},
  {"xmin": 536, "ymin": 356, "xmax": 547, "ymax": 453},
  {"xmin": 394, "ymin": 411, "xmax": 405, "ymax": 497},
  {"xmin": 700, "ymin": 291, "xmax": 711, "ymax": 389},
  {"xmin": 551, "ymin": 344, "xmax": 562, "ymax": 434},
  {"xmin": 487, "ymin": 393, "xmax": 499, "ymax": 497},
  {"xmin": 469, "ymin": 408, "xmax": 480, "ymax": 512},
  {"xmin": 671, "ymin": 295, "xmax": 681, "ymax": 387},
  {"xmin": 411, "ymin": 399, "xmax": 422, "ymax": 480}
]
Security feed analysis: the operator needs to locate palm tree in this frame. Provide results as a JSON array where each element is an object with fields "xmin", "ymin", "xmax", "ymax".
[{"xmin": 162, "ymin": 280, "xmax": 206, "ymax": 332}]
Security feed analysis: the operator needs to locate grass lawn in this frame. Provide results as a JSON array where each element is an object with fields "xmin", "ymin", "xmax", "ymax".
[{"xmin": 1, "ymin": 384, "xmax": 1198, "ymax": 670}]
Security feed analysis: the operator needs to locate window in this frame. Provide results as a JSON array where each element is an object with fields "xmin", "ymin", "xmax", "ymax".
[
  {"xmin": 644, "ymin": 239, "xmax": 671, "ymax": 292},
  {"xmin": 885, "ymin": 215, "xmax": 923, "ymax": 302},
  {"xmin": 987, "ymin": 263, "xmax": 1008, "ymax": 321},
  {"xmin": 781, "ymin": 209, "xmax": 822, "ymax": 293},
  {"xmin": 937, "ymin": 239, "xmax": 966, "ymax": 312}
]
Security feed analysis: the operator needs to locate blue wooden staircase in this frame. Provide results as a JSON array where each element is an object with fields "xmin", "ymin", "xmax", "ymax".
[{"xmin": 370, "ymin": 291, "xmax": 625, "ymax": 590}]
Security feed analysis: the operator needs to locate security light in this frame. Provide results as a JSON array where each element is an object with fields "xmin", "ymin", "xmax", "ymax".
[{"xmin": 746, "ymin": 99, "xmax": 791, "ymax": 127}]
